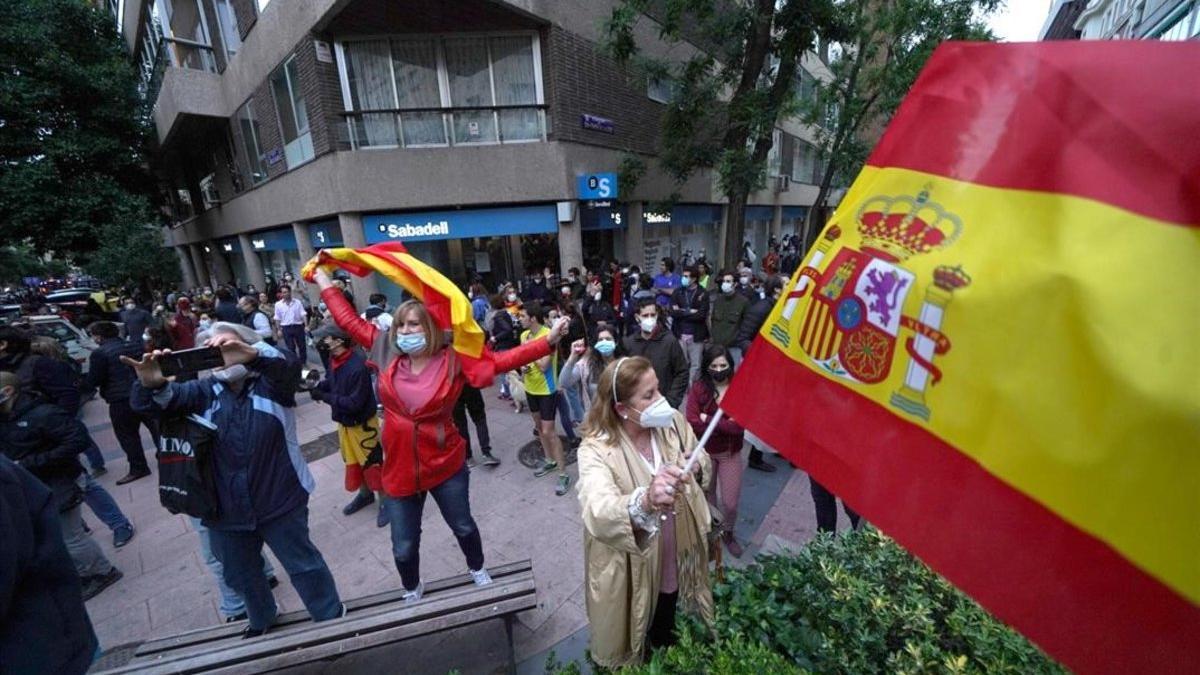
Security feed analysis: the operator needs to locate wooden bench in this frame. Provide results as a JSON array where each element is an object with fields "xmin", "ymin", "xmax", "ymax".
[{"xmin": 95, "ymin": 559, "xmax": 537, "ymax": 674}]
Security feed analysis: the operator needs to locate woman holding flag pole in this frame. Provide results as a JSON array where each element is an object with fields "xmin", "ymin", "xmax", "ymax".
[
  {"xmin": 576, "ymin": 355, "xmax": 721, "ymax": 667},
  {"xmin": 304, "ymin": 245, "xmax": 569, "ymax": 603}
]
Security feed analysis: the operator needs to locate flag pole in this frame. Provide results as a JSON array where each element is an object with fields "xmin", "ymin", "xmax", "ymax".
[{"xmin": 682, "ymin": 408, "xmax": 724, "ymax": 474}]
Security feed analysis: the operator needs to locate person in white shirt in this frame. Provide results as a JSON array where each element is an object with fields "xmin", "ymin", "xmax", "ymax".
[
  {"xmin": 273, "ymin": 285, "xmax": 308, "ymax": 359},
  {"xmin": 360, "ymin": 293, "xmax": 392, "ymax": 332}
]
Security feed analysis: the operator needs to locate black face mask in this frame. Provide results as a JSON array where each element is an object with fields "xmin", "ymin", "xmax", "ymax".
[{"xmin": 709, "ymin": 368, "xmax": 732, "ymax": 383}]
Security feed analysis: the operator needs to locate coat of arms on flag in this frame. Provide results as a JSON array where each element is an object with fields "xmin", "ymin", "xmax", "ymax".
[{"xmin": 771, "ymin": 188, "xmax": 970, "ymax": 420}]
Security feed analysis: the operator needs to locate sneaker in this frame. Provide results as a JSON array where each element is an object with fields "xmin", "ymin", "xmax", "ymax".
[
  {"xmin": 466, "ymin": 456, "xmax": 478, "ymax": 468},
  {"xmin": 376, "ymin": 506, "xmax": 388, "ymax": 529},
  {"xmin": 91, "ymin": 466, "xmax": 108, "ymax": 478},
  {"xmin": 224, "ymin": 612, "xmax": 248, "ymax": 624},
  {"xmin": 113, "ymin": 524, "xmax": 135, "ymax": 548},
  {"xmin": 533, "ymin": 460, "xmax": 558, "ymax": 478},
  {"xmin": 241, "ymin": 625, "xmax": 270, "ymax": 639},
  {"xmin": 469, "ymin": 568, "xmax": 493, "ymax": 587},
  {"xmin": 81, "ymin": 567, "xmax": 123, "ymax": 601},
  {"xmin": 747, "ymin": 457, "xmax": 777, "ymax": 473},
  {"xmin": 402, "ymin": 581, "xmax": 425, "ymax": 605},
  {"xmin": 555, "ymin": 474, "xmax": 571, "ymax": 496},
  {"xmin": 342, "ymin": 491, "xmax": 376, "ymax": 516},
  {"xmin": 480, "ymin": 452, "xmax": 500, "ymax": 467},
  {"xmin": 267, "ymin": 576, "xmax": 280, "ymax": 590}
]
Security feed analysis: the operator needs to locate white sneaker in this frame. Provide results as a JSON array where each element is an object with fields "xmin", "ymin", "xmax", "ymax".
[
  {"xmin": 402, "ymin": 581, "xmax": 424, "ymax": 605},
  {"xmin": 470, "ymin": 568, "xmax": 493, "ymax": 586}
]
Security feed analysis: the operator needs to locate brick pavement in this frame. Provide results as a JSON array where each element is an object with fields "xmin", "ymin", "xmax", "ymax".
[{"xmin": 80, "ymin": 381, "xmax": 829, "ymax": 673}]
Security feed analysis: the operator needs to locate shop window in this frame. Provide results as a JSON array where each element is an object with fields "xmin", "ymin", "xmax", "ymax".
[
  {"xmin": 233, "ymin": 101, "xmax": 268, "ymax": 186},
  {"xmin": 338, "ymin": 33, "xmax": 545, "ymax": 150},
  {"xmin": 270, "ymin": 56, "xmax": 314, "ymax": 168}
]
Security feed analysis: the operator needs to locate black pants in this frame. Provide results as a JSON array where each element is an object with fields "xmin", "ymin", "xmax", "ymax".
[
  {"xmin": 646, "ymin": 592, "xmax": 678, "ymax": 652},
  {"xmin": 810, "ymin": 477, "xmax": 860, "ymax": 533},
  {"xmin": 109, "ymin": 399, "xmax": 159, "ymax": 474},
  {"xmin": 748, "ymin": 447, "xmax": 765, "ymax": 464},
  {"xmin": 280, "ymin": 325, "xmax": 306, "ymax": 363},
  {"xmin": 451, "ymin": 385, "xmax": 491, "ymax": 458}
]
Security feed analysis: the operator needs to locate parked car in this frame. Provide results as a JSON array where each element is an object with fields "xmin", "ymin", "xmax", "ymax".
[{"xmin": 18, "ymin": 315, "xmax": 100, "ymax": 375}]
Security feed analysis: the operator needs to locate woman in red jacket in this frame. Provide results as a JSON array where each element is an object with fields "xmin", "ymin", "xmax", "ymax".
[
  {"xmin": 312, "ymin": 266, "xmax": 568, "ymax": 602},
  {"xmin": 684, "ymin": 343, "xmax": 746, "ymax": 558}
]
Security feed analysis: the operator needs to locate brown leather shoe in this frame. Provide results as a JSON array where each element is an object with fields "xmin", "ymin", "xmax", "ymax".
[{"xmin": 115, "ymin": 470, "xmax": 151, "ymax": 485}]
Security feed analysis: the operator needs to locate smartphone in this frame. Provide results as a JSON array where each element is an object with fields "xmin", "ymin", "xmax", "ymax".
[{"xmin": 158, "ymin": 346, "xmax": 225, "ymax": 377}]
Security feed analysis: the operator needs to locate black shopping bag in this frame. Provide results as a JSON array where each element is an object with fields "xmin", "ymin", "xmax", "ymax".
[{"xmin": 156, "ymin": 414, "xmax": 220, "ymax": 519}]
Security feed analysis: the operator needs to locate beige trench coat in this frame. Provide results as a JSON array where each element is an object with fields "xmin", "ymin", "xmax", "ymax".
[{"xmin": 576, "ymin": 411, "xmax": 715, "ymax": 669}]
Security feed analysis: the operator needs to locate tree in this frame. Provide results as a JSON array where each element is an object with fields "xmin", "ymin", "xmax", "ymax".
[
  {"xmin": 799, "ymin": 0, "xmax": 997, "ymax": 248},
  {"xmin": 0, "ymin": 0, "xmax": 177, "ymax": 287},
  {"xmin": 605, "ymin": 0, "xmax": 845, "ymax": 268}
]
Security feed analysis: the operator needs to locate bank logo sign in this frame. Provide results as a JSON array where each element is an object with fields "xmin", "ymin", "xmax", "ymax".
[{"xmin": 377, "ymin": 221, "xmax": 452, "ymax": 239}]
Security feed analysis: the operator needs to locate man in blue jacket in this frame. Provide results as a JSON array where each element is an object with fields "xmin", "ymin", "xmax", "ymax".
[
  {"xmin": 0, "ymin": 454, "xmax": 99, "ymax": 675},
  {"xmin": 126, "ymin": 322, "xmax": 343, "ymax": 637}
]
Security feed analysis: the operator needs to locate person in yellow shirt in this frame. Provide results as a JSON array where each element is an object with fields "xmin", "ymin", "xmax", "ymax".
[{"xmin": 519, "ymin": 302, "xmax": 569, "ymax": 496}]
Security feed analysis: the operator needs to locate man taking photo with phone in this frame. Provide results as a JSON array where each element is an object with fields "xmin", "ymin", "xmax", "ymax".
[{"xmin": 124, "ymin": 322, "xmax": 344, "ymax": 638}]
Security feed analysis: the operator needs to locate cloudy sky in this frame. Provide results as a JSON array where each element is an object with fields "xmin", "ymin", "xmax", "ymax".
[{"xmin": 986, "ymin": 0, "xmax": 1056, "ymax": 41}]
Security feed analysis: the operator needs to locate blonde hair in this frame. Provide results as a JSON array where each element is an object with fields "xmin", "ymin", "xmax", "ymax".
[
  {"xmin": 580, "ymin": 356, "xmax": 654, "ymax": 442},
  {"xmin": 389, "ymin": 300, "xmax": 448, "ymax": 357}
]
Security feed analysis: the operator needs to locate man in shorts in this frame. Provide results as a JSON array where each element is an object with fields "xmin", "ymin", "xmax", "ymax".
[{"xmin": 518, "ymin": 303, "xmax": 569, "ymax": 496}]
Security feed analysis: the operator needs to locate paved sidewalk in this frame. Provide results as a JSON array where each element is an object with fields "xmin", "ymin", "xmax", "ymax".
[{"xmin": 80, "ymin": 382, "xmax": 826, "ymax": 673}]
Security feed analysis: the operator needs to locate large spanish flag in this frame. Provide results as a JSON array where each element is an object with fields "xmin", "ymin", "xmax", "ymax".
[
  {"xmin": 301, "ymin": 241, "xmax": 492, "ymax": 381},
  {"xmin": 723, "ymin": 41, "xmax": 1199, "ymax": 673}
]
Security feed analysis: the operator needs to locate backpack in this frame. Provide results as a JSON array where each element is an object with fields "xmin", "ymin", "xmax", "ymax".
[
  {"xmin": 156, "ymin": 414, "xmax": 220, "ymax": 519},
  {"xmin": 482, "ymin": 308, "xmax": 500, "ymax": 336}
]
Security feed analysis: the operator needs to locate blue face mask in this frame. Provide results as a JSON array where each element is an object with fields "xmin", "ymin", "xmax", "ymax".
[
  {"xmin": 395, "ymin": 332, "xmax": 427, "ymax": 355},
  {"xmin": 594, "ymin": 339, "xmax": 616, "ymax": 356}
]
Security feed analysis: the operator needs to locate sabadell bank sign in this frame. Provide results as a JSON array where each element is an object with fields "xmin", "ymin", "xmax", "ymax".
[
  {"xmin": 361, "ymin": 205, "xmax": 560, "ymax": 244},
  {"xmin": 377, "ymin": 221, "xmax": 451, "ymax": 239}
]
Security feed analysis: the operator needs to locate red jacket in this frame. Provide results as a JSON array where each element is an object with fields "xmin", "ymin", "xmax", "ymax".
[
  {"xmin": 685, "ymin": 381, "xmax": 745, "ymax": 456},
  {"xmin": 323, "ymin": 288, "xmax": 551, "ymax": 496}
]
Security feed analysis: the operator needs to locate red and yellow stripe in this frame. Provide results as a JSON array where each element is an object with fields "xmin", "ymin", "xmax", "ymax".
[{"xmin": 724, "ymin": 40, "xmax": 1200, "ymax": 674}]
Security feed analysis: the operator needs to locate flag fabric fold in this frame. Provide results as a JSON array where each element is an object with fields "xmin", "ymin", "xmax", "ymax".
[
  {"xmin": 301, "ymin": 242, "xmax": 493, "ymax": 382},
  {"xmin": 723, "ymin": 41, "xmax": 1199, "ymax": 675}
]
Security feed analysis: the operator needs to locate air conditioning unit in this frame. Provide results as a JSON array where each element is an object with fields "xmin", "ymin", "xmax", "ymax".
[{"xmin": 775, "ymin": 175, "xmax": 791, "ymax": 193}]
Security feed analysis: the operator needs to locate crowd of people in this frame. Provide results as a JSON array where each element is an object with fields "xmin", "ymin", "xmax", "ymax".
[{"xmin": 0, "ymin": 233, "xmax": 856, "ymax": 671}]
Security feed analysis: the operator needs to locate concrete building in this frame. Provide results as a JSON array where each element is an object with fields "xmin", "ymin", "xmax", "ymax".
[
  {"xmin": 1041, "ymin": 0, "xmax": 1199, "ymax": 40},
  {"xmin": 107, "ymin": 0, "xmax": 838, "ymax": 306}
]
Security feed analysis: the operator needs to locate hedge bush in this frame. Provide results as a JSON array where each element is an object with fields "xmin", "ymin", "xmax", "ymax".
[
  {"xmin": 711, "ymin": 529, "xmax": 1064, "ymax": 674},
  {"xmin": 550, "ymin": 529, "xmax": 1064, "ymax": 674}
]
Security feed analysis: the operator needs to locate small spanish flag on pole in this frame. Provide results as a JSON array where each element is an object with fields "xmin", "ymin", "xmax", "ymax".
[
  {"xmin": 301, "ymin": 241, "xmax": 492, "ymax": 381},
  {"xmin": 723, "ymin": 41, "xmax": 1199, "ymax": 674}
]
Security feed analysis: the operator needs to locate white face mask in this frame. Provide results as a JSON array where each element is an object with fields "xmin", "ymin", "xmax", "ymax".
[
  {"xmin": 639, "ymin": 316, "xmax": 657, "ymax": 334},
  {"xmin": 721, "ymin": 281, "xmax": 734, "ymax": 294},
  {"xmin": 125, "ymin": 303, "xmax": 136, "ymax": 311},
  {"xmin": 212, "ymin": 364, "xmax": 249, "ymax": 383},
  {"xmin": 593, "ymin": 292, "xmax": 602, "ymax": 302},
  {"xmin": 506, "ymin": 293, "xmax": 517, "ymax": 303},
  {"xmin": 631, "ymin": 396, "xmax": 675, "ymax": 428}
]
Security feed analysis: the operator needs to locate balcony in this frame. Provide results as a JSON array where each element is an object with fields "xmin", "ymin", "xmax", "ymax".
[{"xmin": 339, "ymin": 104, "xmax": 548, "ymax": 151}]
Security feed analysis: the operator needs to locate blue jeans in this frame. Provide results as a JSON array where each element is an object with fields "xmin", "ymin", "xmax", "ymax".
[
  {"xmin": 82, "ymin": 475, "xmax": 130, "ymax": 533},
  {"xmin": 556, "ymin": 392, "xmax": 577, "ymax": 441},
  {"xmin": 384, "ymin": 464, "xmax": 483, "ymax": 591},
  {"xmin": 191, "ymin": 518, "xmax": 277, "ymax": 619},
  {"xmin": 208, "ymin": 505, "xmax": 341, "ymax": 630},
  {"xmin": 563, "ymin": 384, "xmax": 585, "ymax": 423},
  {"xmin": 76, "ymin": 407, "xmax": 105, "ymax": 471}
]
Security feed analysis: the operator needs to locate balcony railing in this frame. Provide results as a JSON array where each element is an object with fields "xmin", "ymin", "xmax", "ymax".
[{"xmin": 338, "ymin": 104, "xmax": 548, "ymax": 151}]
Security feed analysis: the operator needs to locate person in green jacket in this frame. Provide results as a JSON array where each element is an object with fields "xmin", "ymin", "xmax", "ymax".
[{"xmin": 708, "ymin": 271, "xmax": 749, "ymax": 362}]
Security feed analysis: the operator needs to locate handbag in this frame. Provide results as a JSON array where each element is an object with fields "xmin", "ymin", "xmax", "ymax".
[{"xmin": 156, "ymin": 414, "xmax": 220, "ymax": 520}]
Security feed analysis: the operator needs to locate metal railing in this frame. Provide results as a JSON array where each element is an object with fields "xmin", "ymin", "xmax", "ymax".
[{"xmin": 338, "ymin": 104, "xmax": 548, "ymax": 151}]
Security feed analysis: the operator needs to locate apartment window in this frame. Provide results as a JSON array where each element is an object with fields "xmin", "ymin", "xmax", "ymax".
[
  {"xmin": 1152, "ymin": 2, "xmax": 1198, "ymax": 39},
  {"xmin": 155, "ymin": 0, "xmax": 217, "ymax": 72},
  {"xmin": 792, "ymin": 140, "xmax": 821, "ymax": 185},
  {"xmin": 233, "ymin": 101, "xmax": 268, "ymax": 186},
  {"xmin": 270, "ymin": 56, "xmax": 314, "ymax": 168},
  {"xmin": 337, "ymin": 33, "xmax": 545, "ymax": 150},
  {"xmin": 213, "ymin": 0, "xmax": 241, "ymax": 60},
  {"xmin": 648, "ymin": 76, "xmax": 679, "ymax": 104}
]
